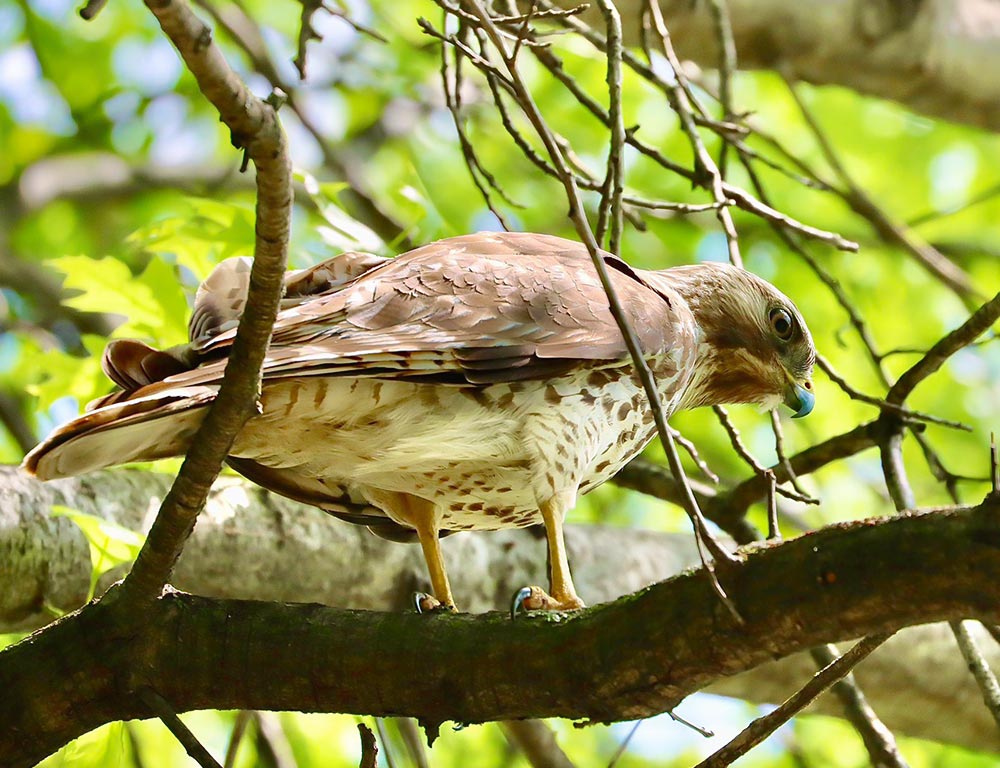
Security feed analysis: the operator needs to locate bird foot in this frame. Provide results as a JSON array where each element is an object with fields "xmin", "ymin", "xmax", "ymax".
[
  {"xmin": 413, "ymin": 592, "xmax": 457, "ymax": 614},
  {"xmin": 510, "ymin": 586, "xmax": 585, "ymax": 618}
]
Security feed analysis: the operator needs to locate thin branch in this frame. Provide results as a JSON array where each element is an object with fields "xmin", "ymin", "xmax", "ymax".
[
  {"xmin": 437, "ymin": 21, "xmax": 517, "ymax": 229},
  {"xmin": 606, "ymin": 721, "xmax": 641, "ymax": 768},
  {"xmin": 712, "ymin": 422, "xmax": 878, "ymax": 529},
  {"xmin": 950, "ymin": 621, "xmax": 1000, "ymax": 731},
  {"xmin": 502, "ymin": 720, "xmax": 576, "ymax": 768},
  {"xmin": 357, "ymin": 723, "xmax": 378, "ymax": 768},
  {"xmin": 713, "ymin": 406, "xmax": 816, "ymax": 505},
  {"xmin": 452, "ymin": 2, "xmax": 742, "ymax": 601},
  {"xmin": 673, "ymin": 428, "xmax": 720, "ymax": 484},
  {"xmin": 992, "ymin": 433, "xmax": 999, "ymax": 495},
  {"xmin": 887, "ymin": 291, "xmax": 1000, "ymax": 406},
  {"xmin": 197, "ymin": 0, "xmax": 412, "ymax": 250},
  {"xmin": 594, "ymin": 0, "xmax": 625, "ymax": 254},
  {"xmin": 534, "ymin": 0, "xmax": 858, "ymax": 252},
  {"xmin": 644, "ymin": 0, "xmax": 741, "ymax": 266},
  {"xmin": 223, "ymin": 711, "xmax": 252, "ymax": 768},
  {"xmin": 785, "ymin": 79, "xmax": 982, "ymax": 306},
  {"xmin": 78, "ymin": 0, "xmax": 108, "ymax": 20},
  {"xmin": 808, "ymin": 644, "xmax": 910, "ymax": 768},
  {"xmin": 817, "ymin": 356, "xmax": 971, "ymax": 431},
  {"xmin": 769, "ymin": 410, "xmax": 813, "ymax": 500},
  {"xmin": 393, "ymin": 719, "xmax": 430, "ymax": 768},
  {"xmin": 119, "ymin": 0, "xmax": 291, "ymax": 602},
  {"xmin": 880, "ymin": 423, "xmax": 917, "ymax": 512},
  {"xmin": 693, "ymin": 634, "xmax": 894, "ymax": 768},
  {"xmin": 764, "ymin": 470, "xmax": 779, "ymax": 540},
  {"xmin": 140, "ymin": 688, "xmax": 223, "ymax": 768},
  {"xmin": 706, "ymin": 0, "xmax": 737, "ymax": 176},
  {"xmin": 252, "ymin": 712, "xmax": 297, "ymax": 768},
  {"xmin": 373, "ymin": 718, "xmax": 398, "ymax": 768},
  {"xmin": 908, "ymin": 180, "xmax": 1000, "ymax": 228}
]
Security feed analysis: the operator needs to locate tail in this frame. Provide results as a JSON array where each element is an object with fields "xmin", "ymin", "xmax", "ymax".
[
  {"xmin": 22, "ymin": 386, "xmax": 217, "ymax": 480},
  {"xmin": 24, "ymin": 249, "xmax": 389, "ymax": 481}
]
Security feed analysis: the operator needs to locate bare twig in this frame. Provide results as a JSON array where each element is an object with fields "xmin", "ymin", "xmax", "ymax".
[
  {"xmin": 693, "ymin": 634, "xmax": 894, "ymax": 768},
  {"xmin": 198, "ymin": 0, "xmax": 411, "ymax": 249},
  {"xmin": 120, "ymin": 0, "xmax": 291, "ymax": 603},
  {"xmin": 705, "ymin": 0, "xmax": 737, "ymax": 176},
  {"xmin": 769, "ymin": 409, "xmax": 813, "ymax": 500},
  {"xmin": 908, "ymin": 180, "xmax": 1000, "ymax": 228},
  {"xmin": 809, "ymin": 644, "xmax": 910, "ymax": 768},
  {"xmin": 223, "ymin": 711, "xmax": 252, "ymax": 768},
  {"xmin": 374, "ymin": 718, "xmax": 398, "ymax": 768},
  {"xmin": 606, "ymin": 721, "xmax": 641, "ymax": 768},
  {"xmin": 438, "ymin": 21, "xmax": 517, "ymax": 229},
  {"xmin": 252, "ymin": 712, "xmax": 297, "ymax": 768},
  {"xmin": 711, "ymin": 422, "xmax": 878, "ymax": 529},
  {"xmin": 785, "ymin": 80, "xmax": 981, "ymax": 306},
  {"xmin": 456, "ymin": 2, "xmax": 742, "ymax": 627},
  {"xmin": 78, "ymin": 0, "xmax": 108, "ymax": 20},
  {"xmin": 502, "ymin": 720, "xmax": 576, "ymax": 768},
  {"xmin": 141, "ymin": 688, "xmax": 223, "ymax": 768},
  {"xmin": 393, "ymin": 719, "xmax": 430, "ymax": 768},
  {"xmin": 880, "ymin": 424, "xmax": 917, "ymax": 512},
  {"xmin": 951, "ymin": 620, "xmax": 1000, "ymax": 731},
  {"xmin": 991, "ymin": 433, "xmax": 999, "ymax": 495},
  {"xmin": 817, "ymin": 356, "xmax": 971, "ymax": 431},
  {"xmin": 887, "ymin": 292, "xmax": 1000, "ymax": 406},
  {"xmin": 644, "ymin": 0, "xmax": 741, "ymax": 266},
  {"xmin": 593, "ymin": 0, "xmax": 625, "ymax": 254},
  {"xmin": 713, "ymin": 406, "xmax": 816, "ymax": 505},
  {"xmin": 358, "ymin": 723, "xmax": 378, "ymax": 768},
  {"xmin": 764, "ymin": 470, "xmax": 779, "ymax": 540},
  {"xmin": 535, "ymin": 1, "xmax": 858, "ymax": 252}
]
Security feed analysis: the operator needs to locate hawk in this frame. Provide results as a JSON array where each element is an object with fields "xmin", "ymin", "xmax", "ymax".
[{"xmin": 24, "ymin": 232, "xmax": 815, "ymax": 612}]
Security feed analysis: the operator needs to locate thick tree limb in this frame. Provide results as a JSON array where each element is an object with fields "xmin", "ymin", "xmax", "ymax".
[
  {"xmin": 2, "ymin": 499, "xmax": 999, "ymax": 766},
  {"xmin": 4, "ymin": 467, "xmax": 1000, "ymax": 752},
  {"xmin": 553, "ymin": 0, "xmax": 1000, "ymax": 133}
]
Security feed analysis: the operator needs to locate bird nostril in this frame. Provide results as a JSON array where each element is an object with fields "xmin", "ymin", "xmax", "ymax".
[{"xmin": 804, "ymin": 381, "xmax": 813, "ymax": 390}]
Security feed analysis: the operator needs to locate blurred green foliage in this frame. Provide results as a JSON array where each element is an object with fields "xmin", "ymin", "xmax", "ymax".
[{"xmin": 1, "ymin": 0, "xmax": 998, "ymax": 765}]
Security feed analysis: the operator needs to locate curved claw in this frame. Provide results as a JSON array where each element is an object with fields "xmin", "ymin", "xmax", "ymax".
[
  {"xmin": 414, "ymin": 592, "xmax": 458, "ymax": 614},
  {"xmin": 511, "ymin": 585, "xmax": 586, "ymax": 618},
  {"xmin": 414, "ymin": 591, "xmax": 439, "ymax": 614},
  {"xmin": 510, "ymin": 586, "xmax": 534, "ymax": 619}
]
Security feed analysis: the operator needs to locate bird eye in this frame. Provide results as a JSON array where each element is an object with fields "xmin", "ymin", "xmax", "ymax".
[{"xmin": 769, "ymin": 308, "xmax": 794, "ymax": 341}]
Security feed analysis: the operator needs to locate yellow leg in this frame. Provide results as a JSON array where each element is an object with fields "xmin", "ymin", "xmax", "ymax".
[
  {"xmin": 513, "ymin": 489, "xmax": 586, "ymax": 614},
  {"xmin": 541, "ymin": 491, "xmax": 584, "ymax": 608},
  {"xmin": 374, "ymin": 491, "xmax": 455, "ymax": 610}
]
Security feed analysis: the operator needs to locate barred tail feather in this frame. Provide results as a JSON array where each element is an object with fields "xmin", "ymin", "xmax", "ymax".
[{"xmin": 22, "ymin": 386, "xmax": 218, "ymax": 480}]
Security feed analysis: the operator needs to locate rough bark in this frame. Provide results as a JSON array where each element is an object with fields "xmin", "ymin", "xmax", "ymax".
[
  {"xmin": 3, "ymin": 466, "xmax": 1000, "ymax": 754},
  {"xmin": 558, "ymin": 0, "xmax": 1000, "ymax": 132},
  {"xmin": 4, "ymin": 498, "xmax": 1000, "ymax": 766}
]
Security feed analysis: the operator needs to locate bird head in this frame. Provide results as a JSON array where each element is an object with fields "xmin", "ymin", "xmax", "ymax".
[{"xmin": 664, "ymin": 262, "xmax": 816, "ymax": 418}]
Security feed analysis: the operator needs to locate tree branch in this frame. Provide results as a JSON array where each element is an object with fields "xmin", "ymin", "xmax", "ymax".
[
  {"xmin": 2, "ymin": 499, "xmax": 999, "ymax": 765},
  {"xmin": 4, "ymin": 467, "xmax": 1000, "ymax": 751},
  {"xmin": 118, "ymin": 0, "xmax": 292, "ymax": 602},
  {"xmin": 550, "ymin": 0, "xmax": 1000, "ymax": 134}
]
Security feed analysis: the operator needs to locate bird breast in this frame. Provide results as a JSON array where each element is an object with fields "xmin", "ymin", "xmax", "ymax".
[{"xmin": 231, "ymin": 359, "xmax": 685, "ymax": 531}]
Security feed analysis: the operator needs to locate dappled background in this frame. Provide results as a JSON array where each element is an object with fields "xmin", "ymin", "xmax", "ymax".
[{"xmin": 1, "ymin": 0, "xmax": 999, "ymax": 765}]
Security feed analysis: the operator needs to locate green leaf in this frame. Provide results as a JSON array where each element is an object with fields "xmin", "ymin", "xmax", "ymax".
[{"xmin": 50, "ymin": 505, "xmax": 145, "ymax": 601}]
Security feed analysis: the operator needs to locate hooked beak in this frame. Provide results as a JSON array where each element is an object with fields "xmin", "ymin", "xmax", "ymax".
[{"xmin": 783, "ymin": 378, "xmax": 815, "ymax": 419}]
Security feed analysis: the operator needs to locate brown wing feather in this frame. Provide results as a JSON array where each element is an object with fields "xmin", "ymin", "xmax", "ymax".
[
  {"xmin": 149, "ymin": 232, "xmax": 683, "ymax": 393},
  {"xmin": 24, "ymin": 232, "xmax": 692, "ymax": 480}
]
